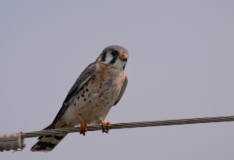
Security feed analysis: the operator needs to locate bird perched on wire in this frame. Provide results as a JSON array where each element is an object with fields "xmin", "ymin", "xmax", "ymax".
[{"xmin": 31, "ymin": 45, "xmax": 129, "ymax": 152}]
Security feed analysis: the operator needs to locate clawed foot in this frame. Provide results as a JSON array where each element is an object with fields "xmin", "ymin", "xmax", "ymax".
[
  {"xmin": 101, "ymin": 121, "xmax": 111, "ymax": 133},
  {"xmin": 80, "ymin": 121, "xmax": 88, "ymax": 136}
]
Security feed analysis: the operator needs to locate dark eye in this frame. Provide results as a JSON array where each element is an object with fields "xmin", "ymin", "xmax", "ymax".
[{"xmin": 111, "ymin": 50, "xmax": 118, "ymax": 56}]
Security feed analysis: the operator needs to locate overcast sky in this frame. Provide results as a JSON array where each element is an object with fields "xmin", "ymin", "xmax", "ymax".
[{"xmin": 1, "ymin": 1, "xmax": 234, "ymax": 159}]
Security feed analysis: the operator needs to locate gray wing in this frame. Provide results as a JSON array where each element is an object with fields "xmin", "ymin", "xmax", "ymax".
[
  {"xmin": 114, "ymin": 76, "xmax": 128, "ymax": 106},
  {"xmin": 45, "ymin": 62, "xmax": 96, "ymax": 129}
]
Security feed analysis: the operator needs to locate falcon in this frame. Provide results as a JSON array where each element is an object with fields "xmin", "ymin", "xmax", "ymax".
[{"xmin": 31, "ymin": 45, "xmax": 129, "ymax": 152}]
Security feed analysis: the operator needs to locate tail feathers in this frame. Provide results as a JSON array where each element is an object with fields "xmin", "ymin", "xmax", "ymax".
[{"xmin": 31, "ymin": 133, "xmax": 67, "ymax": 152}]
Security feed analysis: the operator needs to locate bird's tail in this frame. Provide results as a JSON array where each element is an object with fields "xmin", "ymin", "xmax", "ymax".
[
  {"xmin": 31, "ymin": 133, "xmax": 67, "ymax": 152},
  {"xmin": 31, "ymin": 124, "xmax": 67, "ymax": 152}
]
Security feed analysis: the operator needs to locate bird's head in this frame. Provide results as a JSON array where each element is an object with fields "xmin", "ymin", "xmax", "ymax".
[{"xmin": 96, "ymin": 45, "xmax": 129, "ymax": 70}]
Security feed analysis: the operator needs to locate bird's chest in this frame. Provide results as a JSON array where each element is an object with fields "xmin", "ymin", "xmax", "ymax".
[
  {"xmin": 95, "ymin": 70, "xmax": 125, "ymax": 97},
  {"xmin": 71, "ymin": 71, "xmax": 125, "ymax": 123},
  {"xmin": 84, "ymin": 72, "xmax": 123, "ymax": 108}
]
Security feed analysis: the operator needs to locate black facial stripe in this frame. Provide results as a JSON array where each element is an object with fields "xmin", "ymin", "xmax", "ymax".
[
  {"xmin": 101, "ymin": 52, "xmax": 107, "ymax": 62},
  {"xmin": 123, "ymin": 64, "xmax": 126, "ymax": 70},
  {"xmin": 110, "ymin": 55, "xmax": 118, "ymax": 64}
]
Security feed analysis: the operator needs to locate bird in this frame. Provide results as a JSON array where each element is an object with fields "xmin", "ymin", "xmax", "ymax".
[{"xmin": 31, "ymin": 45, "xmax": 129, "ymax": 152}]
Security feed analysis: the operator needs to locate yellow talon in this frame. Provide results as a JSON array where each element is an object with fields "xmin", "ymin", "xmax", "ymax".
[{"xmin": 80, "ymin": 121, "xmax": 88, "ymax": 136}]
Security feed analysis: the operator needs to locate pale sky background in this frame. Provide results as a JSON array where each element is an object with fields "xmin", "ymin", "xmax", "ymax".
[{"xmin": 1, "ymin": 1, "xmax": 234, "ymax": 160}]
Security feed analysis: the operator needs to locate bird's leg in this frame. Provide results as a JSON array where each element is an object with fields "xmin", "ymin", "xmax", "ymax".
[
  {"xmin": 100, "ymin": 120, "xmax": 111, "ymax": 134},
  {"xmin": 77, "ymin": 115, "xmax": 88, "ymax": 136}
]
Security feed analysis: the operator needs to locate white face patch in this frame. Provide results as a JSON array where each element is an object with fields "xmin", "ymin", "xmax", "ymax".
[{"xmin": 104, "ymin": 53, "xmax": 113, "ymax": 64}]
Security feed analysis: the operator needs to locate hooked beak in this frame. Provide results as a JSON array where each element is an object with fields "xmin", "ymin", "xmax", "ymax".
[{"xmin": 119, "ymin": 53, "xmax": 128, "ymax": 61}]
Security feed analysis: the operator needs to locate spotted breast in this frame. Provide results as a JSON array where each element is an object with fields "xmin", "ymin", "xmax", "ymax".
[{"xmin": 63, "ymin": 62, "xmax": 126, "ymax": 126}]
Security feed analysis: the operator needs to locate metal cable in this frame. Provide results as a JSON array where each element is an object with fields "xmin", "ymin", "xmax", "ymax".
[{"xmin": 20, "ymin": 115, "xmax": 234, "ymax": 138}]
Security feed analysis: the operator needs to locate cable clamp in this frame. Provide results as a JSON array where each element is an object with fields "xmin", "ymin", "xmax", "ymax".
[{"xmin": 0, "ymin": 132, "xmax": 25, "ymax": 152}]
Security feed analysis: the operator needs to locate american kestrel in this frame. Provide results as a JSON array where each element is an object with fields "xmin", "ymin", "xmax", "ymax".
[{"xmin": 31, "ymin": 45, "xmax": 129, "ymax": 152}]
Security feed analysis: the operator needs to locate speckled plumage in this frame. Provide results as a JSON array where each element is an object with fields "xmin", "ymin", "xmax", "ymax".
[
  {"xmin": 62, "ymin": 62, "xmax": 127, "ymax": 126},
  {"xmin": 31, "ymin": 45, "xmax": 129, "ymax": 152}
]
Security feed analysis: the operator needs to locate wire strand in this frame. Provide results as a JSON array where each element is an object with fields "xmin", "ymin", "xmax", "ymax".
[{"xmin": 20, "ymin": 115, "xmax": 234, "ymax": 138}]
